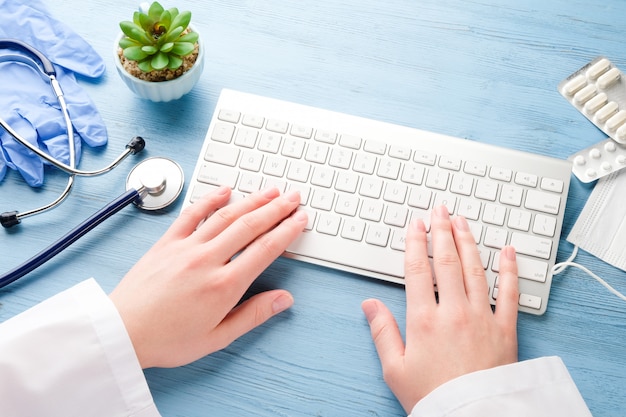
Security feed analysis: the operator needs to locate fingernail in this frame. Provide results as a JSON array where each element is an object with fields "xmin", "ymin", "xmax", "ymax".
[
  {"xmin": 216, "ymin": 186, "xmax": 230, "ymax": 195},
  {"xmin": 283, "ymin": 190, "xmax": 301, "ymax": 203},
  {"xmin": 504, "ymin": 246, "xmax": 517, "ymax": 261},
  {"xmin": 435, "ymin": 205, "xmax": 450, "ymax": 219},
  {"xmin": 361, "ymin": 299, "xmax": 378, "ymax": 324},
  {"xmin": 411, "ymin": 219, "xmax": 426, "ymax": 233},
  {"xmin": 453, "ymin": 216, "xmax": 469, "ymax": 231},
  {"xmin": 272, "ymin": 293, "xmax": 294, "ymax": 313},
  {"xmin": 292, "ymin": 209, "xmax": 308, "ymax": 223}
]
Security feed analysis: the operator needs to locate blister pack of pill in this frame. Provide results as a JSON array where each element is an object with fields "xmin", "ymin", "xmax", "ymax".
[
  {"xmin": 559, "ymin": 57, "xmax": 626, "ymax": 145},
  {"xmin": 568, "ymin": 137, "xmax": 626, "ymax": 183}
]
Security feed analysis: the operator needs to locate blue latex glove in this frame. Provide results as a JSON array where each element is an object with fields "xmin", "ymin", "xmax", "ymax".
[{"xmin": 0, "ymin": 0, "xmax": 107, "ymax": 187}]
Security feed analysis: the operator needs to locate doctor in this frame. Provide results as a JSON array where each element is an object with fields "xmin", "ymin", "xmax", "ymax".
[{"xmin": 0, "ymin": 187, "xmax": 592, "ymax": 416}]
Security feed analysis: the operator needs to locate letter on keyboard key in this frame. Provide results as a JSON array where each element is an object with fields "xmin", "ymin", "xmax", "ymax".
[{"xmin": 510, "ymin": 232, "xmax": 552, "ymax": 260}]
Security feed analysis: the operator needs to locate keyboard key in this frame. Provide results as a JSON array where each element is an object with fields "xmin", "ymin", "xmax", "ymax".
[
  {"xmin": 524, "ymin": 189, "xmax": 561, "ymax": 215},
  {"xmin": 339, "ymin": 134, "xmax": 362, "ymax": 149},
  {"xmin": 317, "ymin": 213, "xmax": 341, "ymax": 235},
  {"xmin": 540, "ymin": 177, "xmax": 564, "ymax": 193},
  {"xmin": 519, "ymin": 293, "xmax": 542, "ymax": 310},
  {"xmin": 211, "ymin": 122, "xmax": 235, "ymax": 143},
  {"xmin": 242, "ymin": 114, "xmax": 264, "ymax": 128},
  {"xmin": 266, "ymin": 119, "xmax": 289, "ymax": 133},
  {"xmin": 342, "ymin": 218, "xmax": 366, "ymax": 241},
  {"xmin": 484, "ymin": 227, "xmax": 508, "ymax": 249},
  {"xmin": 475, "ymin": 179, "xmax": 498, "ymax": 201},
  {"xmin": 218, "ymin": 109, "xmax": 240, "ymax": 123},
  {"xmin": 205, "ymin": 143, "xmax": 239, "ymax": 166},
  {"xmin": 510, "ymin": 233, "xmax": 552, "ymax": 260},
  {"xmin": 366, "ymin": 225, "xmax": 390, "ymax": 247},
  {"xmin": 489, "ymin": 166, "xmax": 512, "ymax": 182},
  {"xmin": 364, "ymin": 140, "xmax": 387, "ymax": 155},
  {"xmin": 493, "ymin": 252, "xmax": 548, "ymax": 283}
]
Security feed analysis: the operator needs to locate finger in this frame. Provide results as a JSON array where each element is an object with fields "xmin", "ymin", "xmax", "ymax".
[
  {"xmin": 362, "ymin": 299, "xmax": 405, "ymax": 371},
  {"xmin": 209, "ymin": 190, "xmax": 301, "ymax": 261},
  {"xmin": 163, "ymin": 186, "xmax": 232, "ymax": 240},
  {"xmin": 494, "ymin": 246, "xmax": 519, "ymax": 329},
  {"xmin": 225, "ymin": 209, "xmax": 308, "ymax": 286},
  {"xmin": 209, "ymin": 289, "xmax": 294, "ymax": 352},
  {"xmin": 451, "ymin": 216, "xmax": 490, "ymax": 306},
  {"xmin": 404, "ymin": 219, "xmax": 437, "ymax": 315},
  {"xmin": 430, "ymin": 206, "xmax": 465, "ymax": 303},
  {"xmin": 193, "ymin": 187, "xmax": 281, "ymax": 242}
]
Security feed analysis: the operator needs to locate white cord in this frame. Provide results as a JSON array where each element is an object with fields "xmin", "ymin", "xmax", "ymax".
[{"xmin": 552, "ymin": 245, "xmax": 626, "ymax": 302}]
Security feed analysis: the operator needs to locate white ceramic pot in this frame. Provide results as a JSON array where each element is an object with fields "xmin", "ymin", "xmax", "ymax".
[{"xmin": 113, "ymin": 30, "xmax": 204, "ymax": 102}]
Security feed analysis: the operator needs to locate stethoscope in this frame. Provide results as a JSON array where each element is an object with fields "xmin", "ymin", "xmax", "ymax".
[
  {"xmin": 0, "ymin": 38, "xmax": 146, "ymax": 227},
  {"xmin": 0, "ymin": 39, "xmax": 186, "ymax": 288}
]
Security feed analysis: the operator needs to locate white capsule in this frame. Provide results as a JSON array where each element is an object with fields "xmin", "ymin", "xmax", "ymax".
[
  {"xmin": 606, "ymin": 110, "xmax": 626, "ymax": 131},
  {"xmin": 617, "ymin": 125, "xmax": 626, "ymax": 144},
  {"xmin": 563, "ymin": 74, "xmax": 587, "ymax": 96},
  {"xmin": 574, "ymin": 84, "xmax": 597, "ymax": 105},
  {"xmin": 601, "ymin": 161, "xmax": 612, "ymax": 171},
  {"xmin": 595, "ymin": 101, "xmax": 619, "ymax": 123},
  {"xmin": 585, "ymin": 168, "xmax": 598, "ymax": 178},
  {"xmin": 616, "ymin": 154, "xmax": 626, "ymax": 165},
  {"xmin": 574, "ymin": 155, "xmax": 586, "ymax": 165},
  {"xmin": 584, "ymin": 92, "xmax": 608, "ymax": 113},
  {"xmin": 597, "ymin": 67, "xmax": 621, "ymax": 89},
  {"xmin": 587, "ymin": 58, "xmax": 611, "ymax": 80}
]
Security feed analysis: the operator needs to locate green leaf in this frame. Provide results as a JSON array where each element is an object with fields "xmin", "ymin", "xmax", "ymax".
[
  {"xmin": 171, "ymin": 42, "xmax": 195, "ymax": 56},
  {"xmin": 160, "ymin": 42, "xmax": 174, "ymax": 53},
  {"xmin": 167, "ymin": 55, "xmax": 183, "ymax": 70},
  {"xmin": 171, "ymin": 10, "xmax": 191, "ymax": 31},
  {"xmin": 159, "ymin": 10, "xmax": 172, "ymax": 31},
  {"xmin": 132, "ymin": 11, "xmax": 141, "ymax": 26},
  {"xmin": 123, "ymin": 45, "xmax": 149, "ymax": 61},
  {"xmin": 151, "ymin": 51, "xmax": 169, "ymax": 70},
  {"xmin": 138, "ymin": 13, "xmax": 154, "ymax": 34},
  {"xmin": 163, "ymin": 26, "xmax": 184, "ymax": 43},
  {"xmin": 148, "ymin": 1, "xmax": 164, "ymax": 21},
  {"xmin": 178, "ymin": 32, "xmax": 198, "ymax": 44},
  {"xmin": 120, "ymin": 21, "xmax": 152, "ymax": 44},
  {"xmin": 142, "ymin": 45, "xmax": 158, "ymax": 54},
  {"xmin": 138, "ymin": 60, "xmax": 153, "ymax": 72},
  {"xmin": 168, "ymin": 8, "xmax": 180, "ymax": 21},
  {"xmin": 119, "ymin": 37, "xmax": 140, "ymax": 49}
]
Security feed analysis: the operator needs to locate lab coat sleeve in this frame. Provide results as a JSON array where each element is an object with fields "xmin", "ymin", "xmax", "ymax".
[
  {"xmin": 409, "ymin": 356, "xmax": 592, "ymax": 417},
  {"xmin": 0, "ymin": 278, "xmax": 160, "ymax": 417}
]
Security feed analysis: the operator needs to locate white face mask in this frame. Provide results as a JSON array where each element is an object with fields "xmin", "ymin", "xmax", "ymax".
[{"xmin": 567, "ymin": 170, "xmax": 626, "ymax": 272}]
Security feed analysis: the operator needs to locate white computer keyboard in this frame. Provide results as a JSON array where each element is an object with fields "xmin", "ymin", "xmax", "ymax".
[{"xmin": 182, "ymin": 89, "xmax": 572, "ymax": 315}]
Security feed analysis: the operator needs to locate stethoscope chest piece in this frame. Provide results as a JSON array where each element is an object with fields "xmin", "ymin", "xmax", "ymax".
[{"xmin": 126, "ymin": 157, "xmax": 184, "ymax": 210}]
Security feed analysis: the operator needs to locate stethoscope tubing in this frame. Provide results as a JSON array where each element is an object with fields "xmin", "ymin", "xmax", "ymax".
[{"xmin": 0, "ymin": 188, "xmax": 141, "ymax": 289}]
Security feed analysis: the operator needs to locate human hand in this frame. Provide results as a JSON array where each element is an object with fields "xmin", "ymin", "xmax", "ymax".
[
  {"xmin": 361, "ymin": 206, "xmax": 519, "ymax": 412},
  {"xmin": 0, "ymin": 0, "xmax": 107, "ymax": 186},
  {"xmin": 110, "ymin": 186, "xmax": 308, "ymax": 369}
]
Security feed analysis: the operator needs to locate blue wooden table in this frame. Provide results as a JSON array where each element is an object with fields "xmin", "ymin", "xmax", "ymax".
[{"xmin": 1, "ymin": 0, "xmax": 625, "ymax": 415}]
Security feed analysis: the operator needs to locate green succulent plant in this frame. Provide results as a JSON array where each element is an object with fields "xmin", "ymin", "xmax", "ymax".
[{"xmin": 118, "ymin": 1, "xmax": 199, "ymax": 72}]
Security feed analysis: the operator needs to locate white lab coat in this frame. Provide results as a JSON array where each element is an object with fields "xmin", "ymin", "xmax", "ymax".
[{"xmin": 0, "ymin": 279, "xmax": 593, "ymax": 417}]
